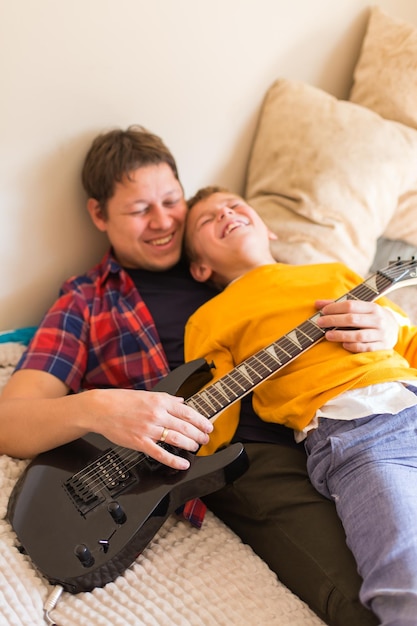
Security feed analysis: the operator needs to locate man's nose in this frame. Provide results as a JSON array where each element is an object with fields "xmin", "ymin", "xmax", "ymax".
[{"xmin": 149, "ymin": 206, "xmax": 172, "ymax": 229}]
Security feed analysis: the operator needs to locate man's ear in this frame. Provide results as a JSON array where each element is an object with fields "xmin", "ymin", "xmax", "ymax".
[
  {"xmin": 87, "ymin": 198, "xmax": 107, "ymax": 232},
  {"xmin": 189, "ymin": 260, "xmax": 213, "ymax": 283}
]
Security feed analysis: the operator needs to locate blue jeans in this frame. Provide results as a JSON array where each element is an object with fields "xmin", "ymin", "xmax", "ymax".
[{"xmin": 305, "ymin": 401, "xmax": 417, "ymax": 626}]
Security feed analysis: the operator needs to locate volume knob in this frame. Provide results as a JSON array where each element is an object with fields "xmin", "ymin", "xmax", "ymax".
[
  {"xmin": 74, "ymin": 543, "xmax": 94, "ymax": 567},
  {"xmin": 108, "ymin": 501, "xmax": 127, "ymax": 524}
]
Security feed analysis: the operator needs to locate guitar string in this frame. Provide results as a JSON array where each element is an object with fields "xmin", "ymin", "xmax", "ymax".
[{"xmin": 66, "ymin": 264, "xmax": 413, "ymax": 500}]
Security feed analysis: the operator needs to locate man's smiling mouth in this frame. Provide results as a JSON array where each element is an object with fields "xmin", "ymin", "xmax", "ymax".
[{"xmin": 149, "ymin": 233, "xmax": 174, "ymax": 246}]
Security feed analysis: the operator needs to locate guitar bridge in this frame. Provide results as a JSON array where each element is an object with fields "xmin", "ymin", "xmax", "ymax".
[{"xmin": 63, "ymin": 448, "xmax": 136, "ymax": 515}]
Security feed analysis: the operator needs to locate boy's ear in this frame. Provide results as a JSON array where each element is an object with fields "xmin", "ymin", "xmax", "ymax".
[
  {"xmin": 87, "ymin": 198, "xmax": 107, "ymax": 232},
  {"xmin": 189, "ymin": 260, "xmax": 213, "ymax": 283}
]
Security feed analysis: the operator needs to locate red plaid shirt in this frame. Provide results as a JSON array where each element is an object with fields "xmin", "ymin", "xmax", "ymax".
[
  {"xmin": 17, "ymin": 250, "xmax": 171, "ymax": 392},
  {"xmin": 17, "ymin": 249, "xmax": 206, "ymax": 527}
]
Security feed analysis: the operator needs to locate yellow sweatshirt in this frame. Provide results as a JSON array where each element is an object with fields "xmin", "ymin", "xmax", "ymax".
[{"xmin": 184, "ymin": 263, "xmax": 417, "ymax": 455}]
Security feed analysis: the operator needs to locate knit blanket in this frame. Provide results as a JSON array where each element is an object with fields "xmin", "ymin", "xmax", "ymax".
[{"xmin": 0, "ymin": 342, "xmax": 324, "ymax": 626}]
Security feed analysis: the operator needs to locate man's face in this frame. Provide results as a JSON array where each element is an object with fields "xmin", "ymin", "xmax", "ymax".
[
  {"xmin": 186, "ymin": 191, "xmax": 273, "ymax": 285},
  {"xmin": 88, "ymin": 163, "xmax": 187, "ymax": 270}
]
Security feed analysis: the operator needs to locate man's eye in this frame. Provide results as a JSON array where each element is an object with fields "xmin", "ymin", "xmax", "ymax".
[
  {"xmin": 164, "ymin": 197, "xmax": 181, "ymax": 208},
  {"xmin": 132, "ymin": 207, "xmax": 148, "ymax": 215}
]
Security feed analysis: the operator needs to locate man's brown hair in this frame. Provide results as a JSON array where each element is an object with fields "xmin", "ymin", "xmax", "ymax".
[{"xmin": 81, "ymin": 125, "xmax": 180, "ymax": 214}]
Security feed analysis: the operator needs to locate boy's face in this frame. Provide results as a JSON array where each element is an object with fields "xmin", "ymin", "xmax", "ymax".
[
  {"xmin": 186, "ymin": 191, "xmax": 275, "ymax": 285},
  {"xmin": 87, "ymin": 163, "xmax": 187, "ymax": 270}
]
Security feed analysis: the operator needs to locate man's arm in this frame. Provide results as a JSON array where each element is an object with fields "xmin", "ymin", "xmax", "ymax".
[{"xmin": 0, "ymin": 369, "xmax": 213, "ymax": 468}]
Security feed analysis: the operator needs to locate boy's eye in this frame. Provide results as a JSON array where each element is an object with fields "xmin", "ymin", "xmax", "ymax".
[{"xmin": 198, "ymin": 216, "xmax": 213, "ymax": 228}]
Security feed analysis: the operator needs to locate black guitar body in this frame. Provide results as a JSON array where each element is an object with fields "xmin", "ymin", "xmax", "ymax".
[{"xmin": 7, "ymin": 359, "xmax": 249, "ymax": 593}]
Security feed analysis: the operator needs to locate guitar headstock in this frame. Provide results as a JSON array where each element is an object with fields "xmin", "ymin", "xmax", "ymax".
[{"xmin": 381, "ymin": 257, "xmax": 417, "ymax": 289}]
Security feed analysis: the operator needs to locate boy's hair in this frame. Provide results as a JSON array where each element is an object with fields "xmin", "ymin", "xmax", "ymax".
[
  {"xmin": 81, "ymin": 125, "xmax": 180, "ymax": 214},
  {"xmin": 186, "ymin": 185, "xmax": 228, "ymax": 212},
  {"xmin": 185, "ymin": 185, "xmax": 229, "ymax": 262}
]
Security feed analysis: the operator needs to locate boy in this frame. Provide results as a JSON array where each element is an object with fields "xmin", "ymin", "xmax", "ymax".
[{"xmin": 184, "ymin": 186, "xmax": 417, "ymax": 625}]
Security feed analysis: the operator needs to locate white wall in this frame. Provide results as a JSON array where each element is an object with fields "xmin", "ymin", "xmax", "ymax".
[{"xmin": 1, "ymin": 0, "xmax": 416, "ymax": 330}]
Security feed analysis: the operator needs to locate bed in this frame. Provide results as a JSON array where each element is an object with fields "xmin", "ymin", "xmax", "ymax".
[{"xmin": 2, "ymin": 7, "xmax": 417, "ymax": 625}]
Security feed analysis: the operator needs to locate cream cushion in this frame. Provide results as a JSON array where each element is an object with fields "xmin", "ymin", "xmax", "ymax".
[
  {"xmin": 245, "ymin": 79, "xmax": 417, "ymax": 276},
  {"xmin": 350, "ymin": 6, "xmax": 417, "ymax": 130},
  {"xmin": 349, "ymin": 6, "xmax": 417, "ymax": 248}
]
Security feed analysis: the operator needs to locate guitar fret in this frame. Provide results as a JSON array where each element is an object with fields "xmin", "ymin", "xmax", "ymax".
[
  {"xmin": 212, "ymin": 379, "xmax": 238, "ymax": 400},
  {"xmin": 272, "ymin": 344, "xmax": 292, "ymax": 364},
  {"xmin": 273, "ymin": 344, "xmax": 292, "ymax": 358},
  {"xmin": 279, "ymin": 337, "xmax": 306, "ymax": 359},
  {"xmin": 279, "ymin": 339, "xmax": 300, "ymax": 357},
  {"xmin": 187, "ymin": 394, "xmax": 215, "ymax": 418},
  {"xmin": 286, "ymin": 330, "xmax": 304, "ymax": 350},
  {"xmin": 200, "ymin": 390, "xmax": 224, "ymax": 411},
  {"xmin": 374, "ymin": 274, "xmax": 393, "ymax": 296},
  {"xmin": 205, "ymin": 381, "xmax": 237, "ymax": 408},
  {"xmin": 250, "ymin": 354, "xmax": 273, "ymax": 373},
  {"xmin": 197, "ymin": 389, "xmax": 223, "ymax": 414},
  {"xmin": 229, "ymin": 366, "xmax": 248, "ymax": 391},
  {"xmin": 216, "ymin": 375, "xmax": 242, "ymax": 398},
  {"xmin": 237, "ymin": 361, "xmax": 264, "ymax": 382},
  {"xmin": 299, "ymin": 319, "xmax": 325, "ymax": 342}
]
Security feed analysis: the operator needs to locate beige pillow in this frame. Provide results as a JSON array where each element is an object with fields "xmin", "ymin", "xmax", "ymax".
[
  {"xmin": 349, "ymin": 7, "xmax": 417, "ymax": 248},
  {"xmin": 245, "ymin": 79, "xmax": 417, "ymax": 276},
  {"xmin": 350, "ymin": 6, "xmax": 417, "ymax": 130}
]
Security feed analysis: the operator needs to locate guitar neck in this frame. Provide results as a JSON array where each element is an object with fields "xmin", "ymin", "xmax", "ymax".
[{"xmin": 184, "ymin": 267, "xmax": 402, "ymax": 421}]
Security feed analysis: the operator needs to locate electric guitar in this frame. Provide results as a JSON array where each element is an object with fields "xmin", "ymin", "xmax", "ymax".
[{"xmin": 7, "ymin": 259, "xmax": 417, "ymax": 594}]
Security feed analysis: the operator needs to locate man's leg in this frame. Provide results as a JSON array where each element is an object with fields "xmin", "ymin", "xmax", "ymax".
[{"xmin": 203, "ymin": 442, "xmax": 378, "ymax": 626}]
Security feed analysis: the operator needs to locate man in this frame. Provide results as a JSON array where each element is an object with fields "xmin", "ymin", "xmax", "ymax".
[
  {"xmin": 0, "ymin": 127, "xmax": 399, "ymax": 625},
  {"xmin": 184, "ymin": 186, "xmax": 417, "ymax": 625}
]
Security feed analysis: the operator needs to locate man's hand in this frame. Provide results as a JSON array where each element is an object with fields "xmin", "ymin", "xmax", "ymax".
[
  {"xmin": 86, "ymin": 388, "xmax": 214, "ymax": 471},
  {"xmin": 315, "ymin": 300, "xmax": 400, "ymax": 353}
]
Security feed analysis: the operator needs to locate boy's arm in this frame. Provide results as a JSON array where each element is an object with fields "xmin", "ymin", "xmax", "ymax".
[
  {"xmin": 185, "ymin": 320, "xmax": 241, "ymax": 456},
  {"xmin": 394, "ymin": 324, "xmax": 417, "ymax": 367}
]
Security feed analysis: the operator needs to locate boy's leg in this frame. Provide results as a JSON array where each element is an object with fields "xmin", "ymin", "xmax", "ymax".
[
  {"xmin": 307, "ymin": 411, "xmax": 417, "ymax": 625},
  {"xmin": 203, "ymin": 442, "xmax": 378, "ymax": 626}
]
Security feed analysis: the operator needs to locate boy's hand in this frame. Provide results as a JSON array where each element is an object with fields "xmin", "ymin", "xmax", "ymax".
[{"xmin": 315, "ymin": 300, "xmax": 399, "ymax": 353}]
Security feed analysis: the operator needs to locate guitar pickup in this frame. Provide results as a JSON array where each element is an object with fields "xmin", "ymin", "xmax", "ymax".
[{"xmin": 64, "ymin": 448, "xmax": 137, "ymax": 515}]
